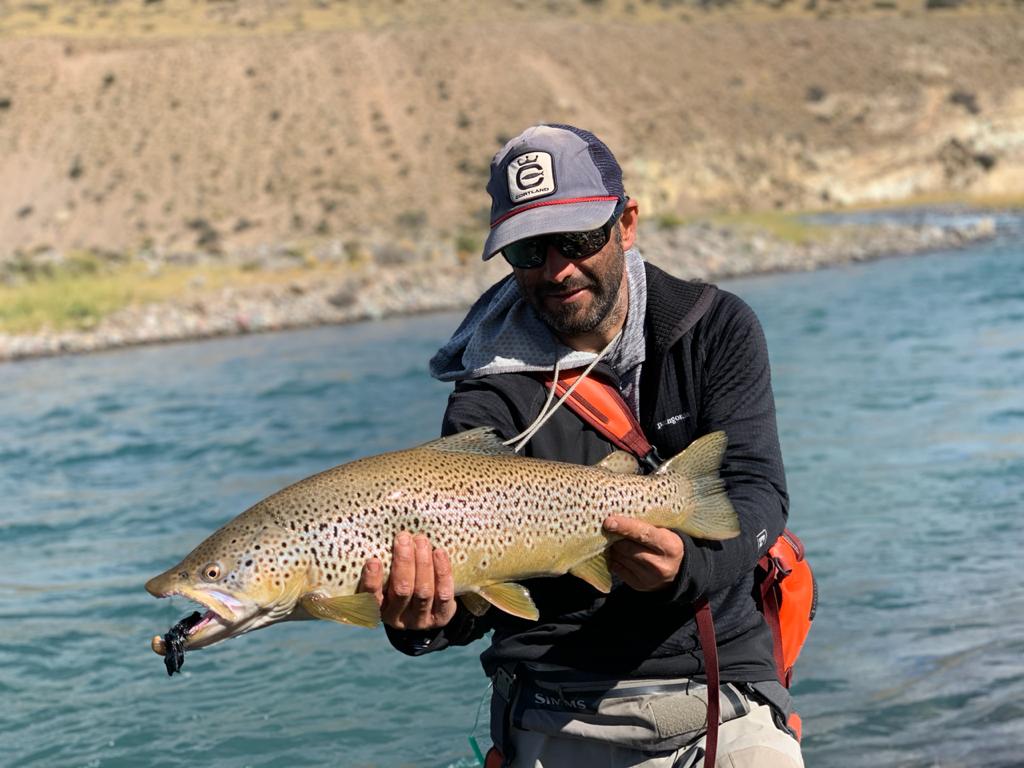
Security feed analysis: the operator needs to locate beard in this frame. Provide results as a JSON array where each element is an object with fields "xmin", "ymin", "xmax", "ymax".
[{"xmin": 515, "ymin": 230, "xmax": 626, "ymax": 338}]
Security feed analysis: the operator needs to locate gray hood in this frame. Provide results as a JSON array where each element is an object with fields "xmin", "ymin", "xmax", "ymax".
[{"xmin": 429, "ymin": 248, "xmax": 648, "ymax": 408}]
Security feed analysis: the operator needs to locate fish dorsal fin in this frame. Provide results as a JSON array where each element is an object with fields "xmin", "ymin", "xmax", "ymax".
[
  {"xmin": 421, "ymin": 427, "xmax": 514, "ymax": 456},
  {"xmin": 477, "ymin": 582, "xmax": 539, "ymax": 621},
  {"xmin": 301, "ymin": 592, "xmax": 381, "ymax": 628},
  {"xmin": 569, "ymin": 551, "xmax": 614, "ymax": 593},
  {"xmin": 656, "ymin": 430, "xmax": 727, "ymax": 479},
  {"xmin": 595, "ymin": 451, "xmax": 640, "ymax": 475},
  {"xmin": 459, "ymin": 592, "xmax": 492, "ymax": 616}
]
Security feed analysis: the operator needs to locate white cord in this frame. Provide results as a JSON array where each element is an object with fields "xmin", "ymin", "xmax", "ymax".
[{"xmin": 503, "ymin": 329, "xmax": 622, "ymax": 453}]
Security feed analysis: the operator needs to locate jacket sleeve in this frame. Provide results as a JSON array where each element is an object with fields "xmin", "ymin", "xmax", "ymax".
[
  {"xmin": 669, "ymin": 292, "xmax": 789, "ymax": 602},
  {"xmin": 384, "ymin": 379, "xmax": 520, "ymax": 655}
]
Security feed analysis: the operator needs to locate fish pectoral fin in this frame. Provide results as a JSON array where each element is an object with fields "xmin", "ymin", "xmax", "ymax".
[
  {"xmin": 569, "ymin": 551, "xmax": 614, "ymax": 593},
  {"xmin": 477, "ymin": 583, "xmax": 539, "ymax": 621},
  {"xmin": 421, "ymin": 427, "xmax": 514, "ymax": 456},
  {"xmin": 595, "ymin": 450, "xmax": 640, "ymax": 475},
  {"xmin": 301, "ymin": 592, "xmax": 381, "ymax": 628},
  {"xmin": 459, "ymin": 592, "xmax": 492, "ymax": 616}
]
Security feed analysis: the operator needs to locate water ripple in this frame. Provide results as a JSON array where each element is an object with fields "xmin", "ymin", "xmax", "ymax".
[{"xmin": 2, "ymin": 237, "xmax": 1023, "ymax": 766}]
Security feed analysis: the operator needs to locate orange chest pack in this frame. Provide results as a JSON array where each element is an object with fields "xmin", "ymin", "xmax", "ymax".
[{"xmin": 538, "ymin": 369, "xmax": 816, "ymax": 739}]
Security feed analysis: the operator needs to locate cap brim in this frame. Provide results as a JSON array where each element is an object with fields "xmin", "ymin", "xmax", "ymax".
[{"xmin": 483, "ymin": 199, "xmax": 619, "ymax": 261}]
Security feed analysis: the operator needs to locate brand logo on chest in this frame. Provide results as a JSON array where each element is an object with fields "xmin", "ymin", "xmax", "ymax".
[{"xmin": 655, "ymin": 412, "xmax": 690, "ymax": 431}]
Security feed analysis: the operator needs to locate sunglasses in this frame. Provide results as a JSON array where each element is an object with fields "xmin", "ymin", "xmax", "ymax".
[{"xmin": 501, "ymin": 198, "xmax": 627, "ymax": 269}]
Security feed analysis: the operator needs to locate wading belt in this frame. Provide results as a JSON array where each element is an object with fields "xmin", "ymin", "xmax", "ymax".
[{"xmin": 536, "ymin": 368, "xmax": 816, "ymax": 759}]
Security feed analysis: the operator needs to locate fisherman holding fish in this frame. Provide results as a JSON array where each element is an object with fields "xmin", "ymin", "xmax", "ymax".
[
  {"xmin": 359, "ymin": 125, "xmax": 804, "ymax": 767},
  {"xmin": 145, "ymin": 124, "xmax": 804, "ymax": 767}
]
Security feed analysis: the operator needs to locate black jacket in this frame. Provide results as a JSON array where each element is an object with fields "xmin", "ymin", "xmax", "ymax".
[{"xmin": 389, "ymin": 263, "xmax": 788, "ymax": 684}]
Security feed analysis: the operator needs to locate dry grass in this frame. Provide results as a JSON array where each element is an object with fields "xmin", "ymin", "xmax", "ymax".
[
  {"xmin": 705, "ymin": 211, "xmax": 829, "ymax": 244},
  {"xmin": 0, "ymin": 260, "xmax": 341, "ymax": 334},
  {"xmin": 848, "ymin": 190, "xmax": 1024, "ymax": 212}
]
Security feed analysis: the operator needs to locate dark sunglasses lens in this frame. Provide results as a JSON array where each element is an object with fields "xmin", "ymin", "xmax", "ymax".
[
  {"xmin": 551, "ymin": 226, "xmax": 609, "ymax": 259},
  {"xmin": 502, "ymin": 239, "xmax": 545, "ymax": 269}
]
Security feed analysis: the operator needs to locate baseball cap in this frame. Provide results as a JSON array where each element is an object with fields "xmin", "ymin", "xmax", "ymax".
[{"xmin": 482, "ymin": 124, "xmax": 625, "ymax": 261}]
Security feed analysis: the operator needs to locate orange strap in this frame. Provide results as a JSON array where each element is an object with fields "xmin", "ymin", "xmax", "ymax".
[{"xmin": 539, "ymin": 369, "xmax": 661, "ymax": 470}]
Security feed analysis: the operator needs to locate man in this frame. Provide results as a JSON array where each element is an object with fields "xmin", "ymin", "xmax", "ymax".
[{"xmin": 358, "ymin": 124, "xmax": 803, "ymax": 767}]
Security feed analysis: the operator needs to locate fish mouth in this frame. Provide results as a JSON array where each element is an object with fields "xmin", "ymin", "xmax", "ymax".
[{"xmin": 149, "ymin": 586, "xmax": 250, "ymax": 651}]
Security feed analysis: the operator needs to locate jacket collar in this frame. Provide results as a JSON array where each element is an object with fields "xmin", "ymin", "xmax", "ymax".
[{"xmin": 642, "ymin": 263, "xmax": 717, "ymax": 352}]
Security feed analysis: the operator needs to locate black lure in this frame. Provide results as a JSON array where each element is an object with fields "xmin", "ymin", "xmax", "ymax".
[{"xmin": 162, "ymin": 611, "xmax": 202, "ymax": 677}]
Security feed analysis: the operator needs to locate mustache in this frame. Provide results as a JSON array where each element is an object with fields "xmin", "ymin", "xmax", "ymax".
[{"xmin": 536, "ymin": 278, "xmax": 597, "ymax": 298}]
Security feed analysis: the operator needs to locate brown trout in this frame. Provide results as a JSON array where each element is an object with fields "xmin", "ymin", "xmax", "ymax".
[{"xmin": 146, "ymin": 428, "xmax": 738, "ymax": 662}]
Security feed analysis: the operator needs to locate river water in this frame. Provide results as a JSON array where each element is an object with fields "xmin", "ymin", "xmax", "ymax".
[{"xmin": 1, "ymin": 228, "xmax": 1022, "ymax": 767}]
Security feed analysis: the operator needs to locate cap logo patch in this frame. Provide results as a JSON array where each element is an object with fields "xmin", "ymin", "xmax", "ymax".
[{"xmin": 507, "ymin": 151, "xmax": 555, "ymax": 204}]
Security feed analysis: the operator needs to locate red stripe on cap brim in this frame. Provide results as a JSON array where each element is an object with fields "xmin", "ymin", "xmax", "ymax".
[
  {"xmin": 489, "ymin": 195, "xmax": 619, "ymax": 229},
  {"xmin": 483, "ymin": 197, "xmax": 619, "ymax": 260}
]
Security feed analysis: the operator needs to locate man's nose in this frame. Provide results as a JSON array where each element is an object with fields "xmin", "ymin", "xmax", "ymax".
[{"xmin": 543, "ymin": 244, "xmax": 578, "ymax": 283}]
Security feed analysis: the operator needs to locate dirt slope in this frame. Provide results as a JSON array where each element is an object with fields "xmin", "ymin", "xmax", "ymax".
[{"xmin": 0, "ymin": 0, "xmax": 1022, "ymax": 261}]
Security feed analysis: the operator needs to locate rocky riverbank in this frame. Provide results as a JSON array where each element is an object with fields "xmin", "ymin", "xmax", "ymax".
[{"xmin": 0, "ymin": 213, "xmax": 1000, "ymax": 363}]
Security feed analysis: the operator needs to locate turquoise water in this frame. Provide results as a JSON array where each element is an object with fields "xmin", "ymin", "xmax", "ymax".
[{"xmin": 2, "ymin": 232, "xmax": 1022, "ymax": 767}]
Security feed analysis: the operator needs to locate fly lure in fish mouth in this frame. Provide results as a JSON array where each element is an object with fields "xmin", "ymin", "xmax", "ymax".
[{"xmin": 160, "ymin": 611, "xmax": 202, "ymax": 676}]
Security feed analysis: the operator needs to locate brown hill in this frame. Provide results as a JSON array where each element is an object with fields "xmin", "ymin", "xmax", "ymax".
[{"xmin": 1, "ymin": 0, "xmax": 1022, "ymax": 262}]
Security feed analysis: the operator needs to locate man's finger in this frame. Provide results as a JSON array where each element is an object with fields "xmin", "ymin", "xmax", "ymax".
[
  {"xmin": 408, "ymin": 535, "xmax": 435, "ymax": 624},
  {"xmin": 604, "ymin": 516, "xmax": 668, "ymax": 554},
  {"xmin": 383, "ymin": 531, "xmax": 415, "ymax": 623},
  {"xmin": 610, "ymin": 539, "xmax": 665, "ymax": 564},
  {"xmin": 357, "ymin": 558, "xmax": 385, "ymax": 606},
  {"xmin": 432, "ymin": 548, "xmax": 456, "ymax": 623},
  {"xmin": 609, "ymin": 551, "xmax": 646, "ymax": 586}
]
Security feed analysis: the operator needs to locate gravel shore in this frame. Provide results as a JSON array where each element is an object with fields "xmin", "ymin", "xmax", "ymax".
[{"xmin": 0, "ymin": 215, "xmax": 999, "ymax": 363}]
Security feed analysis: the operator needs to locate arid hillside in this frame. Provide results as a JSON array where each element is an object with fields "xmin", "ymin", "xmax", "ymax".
[{"xmin": 1, "ymin": 0, "xmax": 1022, "ymax": 261}]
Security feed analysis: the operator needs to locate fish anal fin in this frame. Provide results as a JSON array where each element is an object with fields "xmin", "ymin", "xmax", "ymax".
[
  {"xmin": 302, "ymin": 592, "xmax": 381, "ymax": 628},
  {"xmin": 595, "ymin": 451, "xmax": 640, "ymax": 475},
  {"xmin": 569, "ymin": 551, "xmax": 614, "ymax": 593},
  {"xmin": 460, "ymin": 592, "xmax": 491, "ymax": 616},
  {"xmin": 421, "ymin": 427, "xmax": 514, "ymax": 456},
  {"xmin": 478, "ymin": 582, "xmax": 539, "ymax": 621}
]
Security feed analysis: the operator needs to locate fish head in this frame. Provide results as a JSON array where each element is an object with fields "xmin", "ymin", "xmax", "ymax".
[{"xmin": 146, "ymin": 517, "xmax": 309, "ymax": 650}]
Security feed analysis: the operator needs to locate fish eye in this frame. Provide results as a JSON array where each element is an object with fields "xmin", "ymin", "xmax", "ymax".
[{"xmin": 201, "ymin": 563, "xmax": 222, "ymax": 582}]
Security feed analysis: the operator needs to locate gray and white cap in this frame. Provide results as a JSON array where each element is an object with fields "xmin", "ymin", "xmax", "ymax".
[{"xmin": 482, "ymin": 124, "xmax": 625, "ymax": 260}]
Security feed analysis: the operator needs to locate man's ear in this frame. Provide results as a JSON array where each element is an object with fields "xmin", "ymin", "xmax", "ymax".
[{"xmin": 619, "ymin": 198, "xmax": 640, "ymax": 251}]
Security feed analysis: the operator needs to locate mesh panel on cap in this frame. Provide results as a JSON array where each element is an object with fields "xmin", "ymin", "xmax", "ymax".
[{"xmin": 545, "ymin": 123, "xmax": 624, "ymax": 200}]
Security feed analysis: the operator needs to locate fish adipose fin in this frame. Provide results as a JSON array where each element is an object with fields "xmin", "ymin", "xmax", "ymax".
[
  {"xmin": 421, "ymin": 427, "xmax": 515, "ymax": 456},
  {"xmin": 595, "ymin": 451, "xmax": 640, "ymax": 475},
  {"xmin": 477, "ymin": 582, "xmax": 539, "ymax": 621},
  {"xmin": 459, "ymin": 592, "xmax": 492, "ymax": 616},
  {"xmin": 570, "ymin": 551, "xmax": 614, "ymax": 593},
  {"xmin": 301, "ymin": 592, "xmax": 381, "ymax": 628},
  {"xmin": 657, "ymin": 431, "xmax": 740, "ymax": 540}
]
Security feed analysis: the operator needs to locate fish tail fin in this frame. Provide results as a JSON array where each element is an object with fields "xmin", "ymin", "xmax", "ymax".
[{"xmin": 657, "ymin": 431, "xmax": 739, "ymax": 540}]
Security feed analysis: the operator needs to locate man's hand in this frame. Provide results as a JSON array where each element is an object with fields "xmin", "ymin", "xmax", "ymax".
[
  {"xmin": 603, "ymin": 515, "xmax": 684, "ymax": 592},
  {"xmin": 357, "ymin": 532, "xmax": 458, "ymax": 630}
]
